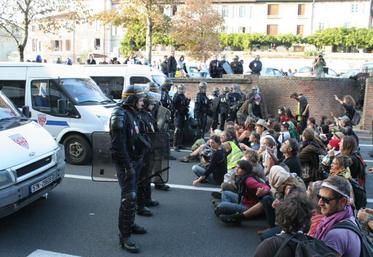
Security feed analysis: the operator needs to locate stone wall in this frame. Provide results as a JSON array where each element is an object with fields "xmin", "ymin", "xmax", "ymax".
[
  {"xmin": 173, "ymin": 75, "xmax": 367, "ymax": 129},
  {"xmin": 363, "ymin": 78, "xmax": 373, "ymax": 131}
]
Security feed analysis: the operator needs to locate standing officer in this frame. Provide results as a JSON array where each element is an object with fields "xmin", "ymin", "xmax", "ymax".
[
  {"xmin": 194, "ymin": 82, "xmax": 210, "ymax": 139},
  {"xmin": 210, "ymin": 87, "xmax": 220, "ymax": 130},
  {"xmin": 110, "ymin": 85, "xmax": 150, "ymax": 253},
  {"xmin": 172, "ymin": 84, "xmax": 190, "ymax": 151},
  {"xmin": 218, "ymin": 87, "xmax": 230, "ymax": 130},
  {"xmin": 227, "ymin": 84, "xmax": 244, "ymax": 122}
]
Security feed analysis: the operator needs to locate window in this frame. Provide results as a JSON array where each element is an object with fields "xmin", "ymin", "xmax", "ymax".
[
  {"xmin": 351, "ymin": 3, "xmax": 358, "ymax": 13},
  {"xmin": 129, "ymin": 76, "xmax": 151, "ymax": 86},
  {"xmin": 172, "ymin": 5, "xmax": 177, "ymax": 15},
  {"xmin": 239, "ymin": 6, "xmax": 246, "ymax": 17},
  {"xmin": 296, "ymin": 25, "xmax": 304, "ymax": 35},
  {"xmin": 0, "ymin": 80, "xmax": 26, "ymax": 108},
  {"xmin": 90, "ymin": 76, "xmax": 124, "ymax": 100},
  {"xmin": 298, "ymin": 4, "xmax": 305, "ymax": 16},
  {"xmin": 318, "ymin": 23, "xmax": 325, "ymax": 30},
  {"xmin": 32, "ymin": 39, "xmax": 37, "ymax": 52},
  {"xmin": 65, "ymin": 40, "xmax": 71, "ymax": 51},
  {"xmin": 239, "ymin": 26, "xmax": 246, "ymax": 33},
  {"xmin": 267, "ymin": 4, "xmax": 279, "ymax": 16},
  {"xmin": 94, "ymin": 38, "xmax": 101, "ymax": 50},
  {"xmin": 51, "ymin": 40, "xmax": 62, "ymax": 51},
  {"xmin": 222, "ymin": 6, "xmax": 229, "ymax": 17},
  {"xmin": 38, "ymin": 41, "xmax": 42, "ymax": 52},
  {"xmin": 267, "ymin": 24, "xmax": 278, "ymax": 35}
]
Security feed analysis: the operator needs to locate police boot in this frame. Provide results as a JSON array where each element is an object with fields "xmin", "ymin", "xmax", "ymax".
[
  {"xmin": 119, "ymin": 234, "xmax": 140, "ymax": 254},
  {"xmin": 173, "ymin": 130, "xmax": 180, "ymax": 151}
]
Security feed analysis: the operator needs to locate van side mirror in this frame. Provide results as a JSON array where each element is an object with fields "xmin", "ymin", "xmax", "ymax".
[
  {"xmin": 57, "ymin": 99, "xmax": 68, "ymax": 114},
  {"xmin": 22, "ymin": 106, "xmax": 31, "ymax": 118}
]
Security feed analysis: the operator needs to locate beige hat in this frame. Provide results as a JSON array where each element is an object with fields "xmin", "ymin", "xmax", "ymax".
[
  {"xmin": 269, "ymin": 165, "xmax": 291, "ymax": 194},
  {"xmin": 256, "ymin": 119, "xmax": 268, "ymax": 129}
]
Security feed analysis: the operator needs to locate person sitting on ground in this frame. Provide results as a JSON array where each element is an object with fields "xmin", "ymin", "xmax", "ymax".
[
  {"xmin": 215, "ymin": 160, "xmax": 271, "ymax": 224},
  {"xmin": 239, "ymin": 131, "xmax": 261, "ymax": 152},
  {"xmin": 243, "ymin": 150, "xmax": 265, "ymax": 180},
  {"xmin": 320, "ymin": 132, "xmax": 344, "ymax": 173},
  {"xmin": 307, "ymin": 117, "xmax": 319, "ymax": 133},
  {"xmin": 329, "ymin": 155, "xmax": 352, "ymax": 179},
  {"xmin": 314, "ymin": 176, "xmax": 361, "ymax": 257},
  {"xmin": 357, "ymin": 208, "xmax": 373, "ymax": 236},
  {"xmin": 236, "ymin": 117, "xmax": 256, "ymax": 146},
  {"xmin": 280, "ymin": 138, "xmax": 302, "ymax": 176},
  {"xmin": 277, "ymin": 122, "xmax": 291, "ymax": 146},
  {"xmin": 219, "ymin": 140, "xmax": 244, "ymax": 190},
  {"xmin": 307, "ymin": 181, "xmax": 324, "ymax": 238},
  {"xmin": 192, "ymin": 135, "xmax": 227, "ymax": 186},
  {"xmin": 253, "ymin": 193, "xmax": 314, "ymax": 257}
]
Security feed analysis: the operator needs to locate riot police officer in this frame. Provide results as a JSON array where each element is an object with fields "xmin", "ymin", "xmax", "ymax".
[
  {"xmin": 217, "ymin": 87, "xmax": 230, "ymax": 130},
  {"xmin": 137, "ymin": 92, "xmax": 160, "ymax": 217},
  {"xmin": 194, "ymin": 82, "xmax": 210, "ymax": 139},
  {"xmin": 210, "ymin": 87, "xmax": 220, "ymax": 130},
  {"xmin": 172, "ymin": 84, "xmax": 190, "ymax": 151},
  {"xmin": 160, "ymin": 79, "xmax": 173, "ymax": 109},
  {"xmin": 227, "ymin": 84, "xmax": 244, "ymax": 122},
  {"xmin": 110, "ymin": 85, "xmax": 150, "ymax": 253}
]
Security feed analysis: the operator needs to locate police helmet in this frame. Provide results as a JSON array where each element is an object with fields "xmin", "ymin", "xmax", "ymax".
[
  {"xmin": 161, "ymin": 79, "xmax": 173, "ymax": 91},
  {"xmin": 233, "ymin": 84, "xmax": 240, "ymax": 92},
  {"xmin": 223, "ymin": 86, "xmax": 230, "ymax": 93},
  {"xmin": 122, "ymin": 85, "xmax": 145, "ymax": 107},
  {"xmin": 146, "ymin": 82, "xmax": 160, "ymax": 93},
  {"xmin": 177, "ymin": 84, "xmax": 185, "ymax": 94},
  {"xmin": 144, "ymin": 91, "xmax": 161, "ymax": 107},
  {"xmin": 198, "ymin": 81, "xmax": 207, "ymax": 92}
]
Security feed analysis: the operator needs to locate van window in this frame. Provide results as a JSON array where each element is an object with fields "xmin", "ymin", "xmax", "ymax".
[
  {"xmin": 31, "ymin": 80, "xmax": 72, "ymax": 116},
  {"xmin": 91, "ymin": 76, "xmax": 124, "ymax": 99},
  {"xmin": 130, "ymin": 76, "xmax": 151, "ymax": 86},
  {"xmin": 0, "ymin": 80, "xmax": 26, "ymax": 108}
]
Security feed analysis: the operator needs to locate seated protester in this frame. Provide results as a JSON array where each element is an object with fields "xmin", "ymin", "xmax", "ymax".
[
  {"xmin": 278, "ymin": 106, "xmax": 289, "ymax": 123},
  {"xmin": 314, "ymin": 176, "xmax": 361, "ymax": 257},
  {"xmin": 280, "ymin": 138, "xmax": 302, "ymax": 176},
  {"xmin": 321, "ymin": 132, "xmax": 344, "ymax": 173},
  {"xmin": 259, "ymin": 135, "xmax": 278, "ymax": 173},
  {"xmin": 299, "ymin": 128, "xmax": 326, "ymax": 184},
  {"xmin": 307, "ymin": 181, "xmax": 324, "ymax": 237},
  {"xmin": 215, "ymin": 160, "xmax": 271, "ymax": 224},
  {"xmin": 307, "ymin": 117, "xmax": 319, "ymax": 134},
  {"xmin": 236, "ymin": 117, "xmax": 256, "ymax": 146},
  {"xmin": 243, "ymin": 149, "xmax": 265, "ymax": 180},
  {"xmin": 319, "ymin": 124, "xmax": 333, "ymax": 146},
  {"xmin": 192, "ymin": 135, "xmax": 227, "ymax": 186},
  {"xmin": 253, "ymin": 194, "xmax": 315, "ymax": 257},
  {"xmin": 340, "ymin": 136, "xmax": 365, "ymax": 187},
  {"xmin": 239, "ymin": 131, "xmax": 260, "ymax": 151},
  {"xmin": 357, "ymin": 208, "xmax": 373, "ymax": 237},
  {"xmin": 219, "ymin": 140, "xmax": 244, "ymax": 191},
  {"xmin": 329, "ymin": 155, "xmax": 352, "ymax": 179},
  {"xmin": 180, "ymin": 129, "xmax": 222, "ymax": 163},
  {"xmin": 277, "ymin": 122, "xmax": 291, "ymax": 146}
]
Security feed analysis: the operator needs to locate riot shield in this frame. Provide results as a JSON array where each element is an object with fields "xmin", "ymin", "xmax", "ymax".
[
  {"xmin": 91, "ymin": 131, "xmax": 170, "ymax": 184},
  {"xmin": 147, "ymin": 132, "xmax": 170, "ymax": 184},
  {"xmin": 91, "ymin": 131, "xmax": 117, "ymax": 182}
]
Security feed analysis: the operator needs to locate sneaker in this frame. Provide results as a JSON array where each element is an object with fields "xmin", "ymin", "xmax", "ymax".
[
  {"xmin": 219, "ymin": 213, "xmax": 243, "ymax": 224},
  {"xmin": 137, "ymin": 207, "xmax": 153, "ymax": 217},
  {"xmin": 154, "ymin": 184, "xmax": 170, "ymax": 191},
  {"xmin": 212, "ymin": 199, "xmax": 221, "ymax": 208},
  {"xmin": 131, "ymin": 224, "xmax": 147, "ymax": 234},
  {"xmin": 211, "ymin": 192, "xmax": 222, "ymax": 199},
  {"xmin": 145, "ymin": 200, "xmax": 159, "ymax": 207}
]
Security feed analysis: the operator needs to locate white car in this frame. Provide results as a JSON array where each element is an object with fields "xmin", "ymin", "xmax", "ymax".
[{"xmin": 294, "ymin": 66, "xmax": 338, "ymax": 78}]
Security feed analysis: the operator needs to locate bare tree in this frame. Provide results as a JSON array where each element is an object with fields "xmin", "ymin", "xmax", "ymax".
[
  {"xmin": 171, "ymin": 0, "xmax": 224, "ymax": 62},
  {"xmin": 0, "ymin": 0, "xmax": 87, "ymax": 61}
]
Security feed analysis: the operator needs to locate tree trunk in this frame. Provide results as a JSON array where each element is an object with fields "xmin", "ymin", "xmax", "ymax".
[
  {"xmin": 19, "ymin": 45, "xmax": 25, "ymax": 62},
  {"xmin": 146, "ymin": 15, "xmax": 153, "ymax": 64}
]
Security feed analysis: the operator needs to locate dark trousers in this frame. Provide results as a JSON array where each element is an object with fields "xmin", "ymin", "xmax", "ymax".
[
  {"xmin": 115, "ymin": 159, "xmax": 143, "ymax": 238},
  {"xmin": 260, "ymin": 195, "xmax": 276, "ymax": 228},
  {"xmin": 196, "ymin": 113, "xmax": 207, "ymax": 139},
  {"xmin": 137, "ymin": 152, "xmax": 152, "ymax": 208}
]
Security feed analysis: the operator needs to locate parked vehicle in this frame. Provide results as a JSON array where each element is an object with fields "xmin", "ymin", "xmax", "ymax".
[
  {"xmin": 0, "ymin": 62, "xmax": 115, "ymax": 165},
  {"xmin": 260, "ymin": 67, "xmax": 286, "ymax": 76},
  {"xmin": 293, "ymin": 66, "xmax": 338, "ymax": 78},
  {"xmin": 84, "ymin": 64, "xmax": 167, "ymax": 100},
  {"xmin": 0, "ymin": 87, "xmax": 65, "ymax": 218},
  {"xmin": 339, "ymin": 69, "xmax": 360, "ymax": 79}
]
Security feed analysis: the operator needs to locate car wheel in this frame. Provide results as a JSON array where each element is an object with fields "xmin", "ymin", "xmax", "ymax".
[{"xmin": 64, "ymin": 134, "xmax": 92, "ymax": 165}]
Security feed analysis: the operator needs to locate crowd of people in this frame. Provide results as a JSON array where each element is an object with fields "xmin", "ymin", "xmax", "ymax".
[{"xmin": 171, "ymin": 81, "xmax": 372, "ymax": 256}]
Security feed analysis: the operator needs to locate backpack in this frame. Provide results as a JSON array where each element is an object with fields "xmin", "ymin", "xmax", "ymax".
[
  {"xmin": 331, "ymin": 219, "xmax": 373, "ymax": 257},
  {"xmin": 352, "ymin": 152, "xmax": 367, "ymax": 187},
  {"xmin": 274, "ymin": 233, "xmax": 338, "ymax": 257},
  {"xmin": 351, "ymin": 110, "xmax": 361, "ymax": 126},
  {"xmin": 348, "ymin": 178, "xmax": 367, "ymax": 210}
]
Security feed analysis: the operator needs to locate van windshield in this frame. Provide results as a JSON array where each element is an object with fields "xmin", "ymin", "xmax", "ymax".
[
  {"xmin": 56, "ymin": 78, "xmax": 114, "ymax": 105},
  {"xmin": 0, "ymin": 91, "xmax": 21, "ymax": 120},
  {"xmin": 152, "ymin": 74, "xmax": 166, "ymax": 87}
]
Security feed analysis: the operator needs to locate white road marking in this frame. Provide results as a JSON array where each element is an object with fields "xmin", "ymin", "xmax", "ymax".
[
  {"xmin": 368, "ymin": 199, "xmax": 373, "ymax": 204},
  {"xmin": 359, "ymin": 144, "xmax": 373, "ymax": 147},
  {"xmin": 27, "ymin": 250, "xmax": 81, "ymax": 257}
]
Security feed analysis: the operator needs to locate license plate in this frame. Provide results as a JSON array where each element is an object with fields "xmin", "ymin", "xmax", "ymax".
[{"xmin": 30, "ymin": 175, "xmax": 55, "ymax": 193}]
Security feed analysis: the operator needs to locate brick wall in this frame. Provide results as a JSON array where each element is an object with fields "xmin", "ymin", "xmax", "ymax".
[
  {"xmin": 173, "ymin": 75, "xmax": 364, "ymax": 128},
  {"xmin": 363, "ymin": 78, "xmax": 373, "ymax": 131}
]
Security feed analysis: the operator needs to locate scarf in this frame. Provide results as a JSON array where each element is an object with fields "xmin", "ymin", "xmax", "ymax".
[
  {"xmin": 314, "ymin": 205, "xmax": 354, "ymax": 240},
  {"xmin": 329, "ymin": 167, "xmax": 351, "ymax": 179}
]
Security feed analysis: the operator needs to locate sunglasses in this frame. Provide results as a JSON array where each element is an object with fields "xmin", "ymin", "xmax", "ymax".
[{"xmin": 317, "ymin": 194, "xmax": 340, "ymax": 204}]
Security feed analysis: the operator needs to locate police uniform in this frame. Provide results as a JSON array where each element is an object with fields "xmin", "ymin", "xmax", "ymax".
[
  {"xmin": 172, "ymin": 84, "xmax": 190, "ymax": 150},
  {"xmin": 227, "ymin": 86, "xmax": 244, "ymax": 122},
  {"xmin": 194, "ymin": 82, "xmax": 210, "ymax": 138},
  {"xmin": 218, "ymin": 88, "xmax": 230, "ymax": 130},
  {"xmin": 210, "ymin": 88, "xmax": 220, "ymax": 130},
  {"xmin": 109, "ymin": 86, "xmax": 149, "ymax": 253}
]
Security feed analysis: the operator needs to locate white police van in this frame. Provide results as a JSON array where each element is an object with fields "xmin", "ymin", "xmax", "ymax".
[
  {"xmin": 0, "ymin": 63, "xmax": 116, "ymax": 165},
  {"xmin": 83, "ymin": 64, "xmax": 167, "ymax": 100},
  {"xmin": 0, "ymin": 87, "xmax": 65, "ymax": 218}
]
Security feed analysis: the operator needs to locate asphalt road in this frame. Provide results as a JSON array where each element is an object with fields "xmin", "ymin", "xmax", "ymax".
[{"xmin": 0, "ymin": 135, "xmax": 372, "ymax": 257}]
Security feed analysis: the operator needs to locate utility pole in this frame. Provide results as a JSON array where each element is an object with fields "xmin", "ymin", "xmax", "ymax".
[
  {"xmin": 310, "ymin": 0, "xmax": 315, "ymax": 34},
  {"xmin": 369, "ymin": 0, "xmax": 373, "ymax": 28}
]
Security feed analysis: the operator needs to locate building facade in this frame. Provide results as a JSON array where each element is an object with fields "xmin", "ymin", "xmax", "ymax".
[{"xmin": 15, "ymin": 0, "xmax": 372, "ymax": 63}]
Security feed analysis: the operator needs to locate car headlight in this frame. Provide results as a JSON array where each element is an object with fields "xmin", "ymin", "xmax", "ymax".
[{"xmin": 0, "ymin": 170, "xmax": 15, "ymax": 190}]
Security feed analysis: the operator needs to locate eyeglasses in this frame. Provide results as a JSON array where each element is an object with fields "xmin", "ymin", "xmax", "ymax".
[{"xmin": 317, "ymin": 194, "xmax": 340, "ymax": 204}]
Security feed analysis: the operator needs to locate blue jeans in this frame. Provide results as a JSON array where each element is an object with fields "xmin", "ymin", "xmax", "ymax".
[
  {"xmin": 192, "ymin": 164, "xmax": 215, "ymax": 184},
  {"xmin": 216, "ymin": 191, "xmax": 247, "ymax": 215}
]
